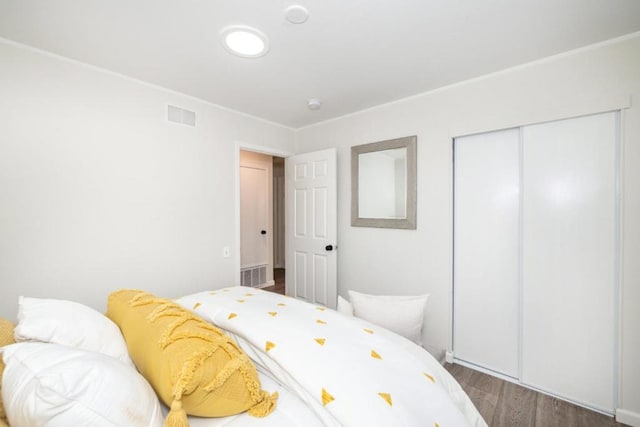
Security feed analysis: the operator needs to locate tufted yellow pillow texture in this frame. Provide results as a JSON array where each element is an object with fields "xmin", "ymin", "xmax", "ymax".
[
  {"xmin": 0, "ymin": 317, "xmax": 16, "ymax": 427},
  {"xmin": 107, "ymin": 290, "xmax": 276, "ymax": 426}
]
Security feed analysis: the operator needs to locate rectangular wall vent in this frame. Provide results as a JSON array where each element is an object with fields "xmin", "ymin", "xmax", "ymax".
[
  {"xmin": 241, "ymin": 265, "xmax": 267, "ymax": 288},
  {"xmin": 167, "ymin": 105, "xmax": 196, "ymax": 127}
]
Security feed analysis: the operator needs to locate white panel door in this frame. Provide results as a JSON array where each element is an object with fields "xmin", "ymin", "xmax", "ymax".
[
  {"xmin": 285, "ymin": 148, "xmax": 337, "ymax": 308},
  {"xmin": 454, "ymin": 128, "xmax": 521, "ymax": 378},
  {"xmin": 240, "ymin": 165, "xmax": 268, "ymax": 268},
  {"xmin": 521, "ymin": 112, "xmax": 617, "ymax": 413}
]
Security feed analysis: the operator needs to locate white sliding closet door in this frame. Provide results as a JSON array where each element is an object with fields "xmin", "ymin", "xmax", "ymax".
[
  {"xmin": 521, "ymin": 112, "xmax": 617, "ymax": 412},
  {"xmin": 453, "ymin": 128, "xmax": 520, "ymax": 378},
  {"xmin": 453, "ymin": 111, "xmax": 618, "ymax": 413}
]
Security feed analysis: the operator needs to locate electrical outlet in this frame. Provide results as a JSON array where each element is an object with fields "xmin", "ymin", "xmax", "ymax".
[{"xmin": 223, "ymin": 246, "xmax": 230, "ymax": 258}]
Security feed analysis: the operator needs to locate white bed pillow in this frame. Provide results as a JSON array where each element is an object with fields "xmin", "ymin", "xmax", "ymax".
[
  {"xmin": 348, "ymin": 290, "xmax": 429, "ymax": 345},
  {"xmin": 14, "ymin": 296, "xmax": 133, "ymax": 366},
  {"xmin": 1, "ymin": 342, "xmax": 163, "ymax": 427},
  {"xmin": 336, "ymin": 295, "xmax": 354, "ymax": 316}
]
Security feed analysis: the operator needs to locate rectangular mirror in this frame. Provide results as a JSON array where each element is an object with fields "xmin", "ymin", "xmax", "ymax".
[{"xmin": 351, "ymin": 135, "xmax": 417, "ymax": 229}]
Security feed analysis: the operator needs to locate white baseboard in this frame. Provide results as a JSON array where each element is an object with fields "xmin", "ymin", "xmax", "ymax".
[
  {"xmin": 254, "ymin": 280, "xmax": 275, "ymax": 289},
  {"xmin": 616, "ymin": 409, "xmax": 640, "ymax": 427},
  {"xmin": 445, "ymin": 351, "xmax": 454, "ymax": 364}
]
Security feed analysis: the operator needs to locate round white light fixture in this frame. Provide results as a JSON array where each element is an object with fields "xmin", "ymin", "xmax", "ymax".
[
  {"xmin": 307, "ymin": 98, "xmax": 322, "ymax": 110},
  {"xmin": 285, "ymin": 5, "xmax": 310, "ymax": 24},
  {"xmin": 220, "ymin": 25, "xmax": 269, "ymax": 58}
]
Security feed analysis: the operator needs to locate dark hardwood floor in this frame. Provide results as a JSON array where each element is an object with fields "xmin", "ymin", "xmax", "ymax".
[
  {"xmin": 445, "ymin": 363, "xmax": 627, "ymax": 427},
  {"xmin": 262, "ymin": 268, "xmax": 285, "ymax": 295}
]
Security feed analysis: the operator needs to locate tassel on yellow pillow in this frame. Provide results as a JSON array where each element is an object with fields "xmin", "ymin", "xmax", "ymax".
[
  {"xmin": 0, "ymin": 317, "xmax": 16, "ymax": 427},
  {"xmin": 107, "ymin": 290, "xmax": 276, "ymax": 427}
]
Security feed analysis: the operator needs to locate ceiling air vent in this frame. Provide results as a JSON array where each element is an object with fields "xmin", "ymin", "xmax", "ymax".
[{"xmin": 167, "ymin": 105, "xmax": 196, "ymax": 127}]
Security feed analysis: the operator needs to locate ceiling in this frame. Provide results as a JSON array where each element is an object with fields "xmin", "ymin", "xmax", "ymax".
[{"xmin": 1, "ymin": 1, "xmax": 639, "ymax": 129}]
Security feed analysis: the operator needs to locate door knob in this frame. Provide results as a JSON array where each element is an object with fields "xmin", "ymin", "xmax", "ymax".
[
  {"xmin": 261, "ymin": 230, "xmax": 267, "ymax": 235},
  {"xmin": 325, "ymin": 245, "xmax": 334, "ymax": 251}
]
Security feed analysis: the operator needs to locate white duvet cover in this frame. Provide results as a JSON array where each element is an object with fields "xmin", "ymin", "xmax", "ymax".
[
  {"xmin": 175, "ymin": 372, "xmax": 324, "ymax": 427},
  {"xmin": 178, "ymin": 287, "xmax": 486, "ymax": 427}
]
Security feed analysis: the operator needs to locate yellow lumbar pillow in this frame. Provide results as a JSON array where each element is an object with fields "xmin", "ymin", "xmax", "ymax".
[
  {"xmin": 0, "ymin": 317, "xmax": 16, "ymax": 427},
  {"xmin": 107, "ymin": 290, "xmax": 276, "ymax": 426}
]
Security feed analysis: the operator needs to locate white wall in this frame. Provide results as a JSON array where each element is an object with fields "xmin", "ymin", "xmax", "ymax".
[
  {"xmin": 295, "ymin": 34, "xmax": 640, "ymax": 421},
  {"xmin": 0, "ymin": 40, "xmax": 294, "ymax": 321}
]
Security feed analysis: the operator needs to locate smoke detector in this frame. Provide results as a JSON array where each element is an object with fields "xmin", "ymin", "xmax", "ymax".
[{"xmin": 307, "ymin": 98, "xmax": 322, "ymax": 110}]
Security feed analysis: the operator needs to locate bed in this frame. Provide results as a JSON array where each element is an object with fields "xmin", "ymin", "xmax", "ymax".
[{"xmin": 0, "ymin": 287, "xmax": 487, "ymax": 427}]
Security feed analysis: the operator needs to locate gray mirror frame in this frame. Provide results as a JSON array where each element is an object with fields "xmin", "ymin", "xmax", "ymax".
[{"xmin": 351, "ymin": 135, "xmax": 417, "ymax": 229}]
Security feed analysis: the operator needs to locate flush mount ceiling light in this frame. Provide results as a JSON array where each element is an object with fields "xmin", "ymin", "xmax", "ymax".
[{"xmin": 220, "ymin": 25, "xmax": 269, "ymax": 58}]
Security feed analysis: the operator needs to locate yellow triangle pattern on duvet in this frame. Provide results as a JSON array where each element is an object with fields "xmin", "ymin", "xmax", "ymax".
[{"xmin": 178, "ymin": 287, "xmax": 470, "ymax": 427}]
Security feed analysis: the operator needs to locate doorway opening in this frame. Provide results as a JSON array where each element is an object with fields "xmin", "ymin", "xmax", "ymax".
[{"xmin": 239, "ymin": 150, "xmax": 285, "ymax": 295}]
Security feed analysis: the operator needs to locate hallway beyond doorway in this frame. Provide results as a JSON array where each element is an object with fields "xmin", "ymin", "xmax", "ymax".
[{"xmin": 263, "ymin": 268, "xmax": 285, "ymax": 295}]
